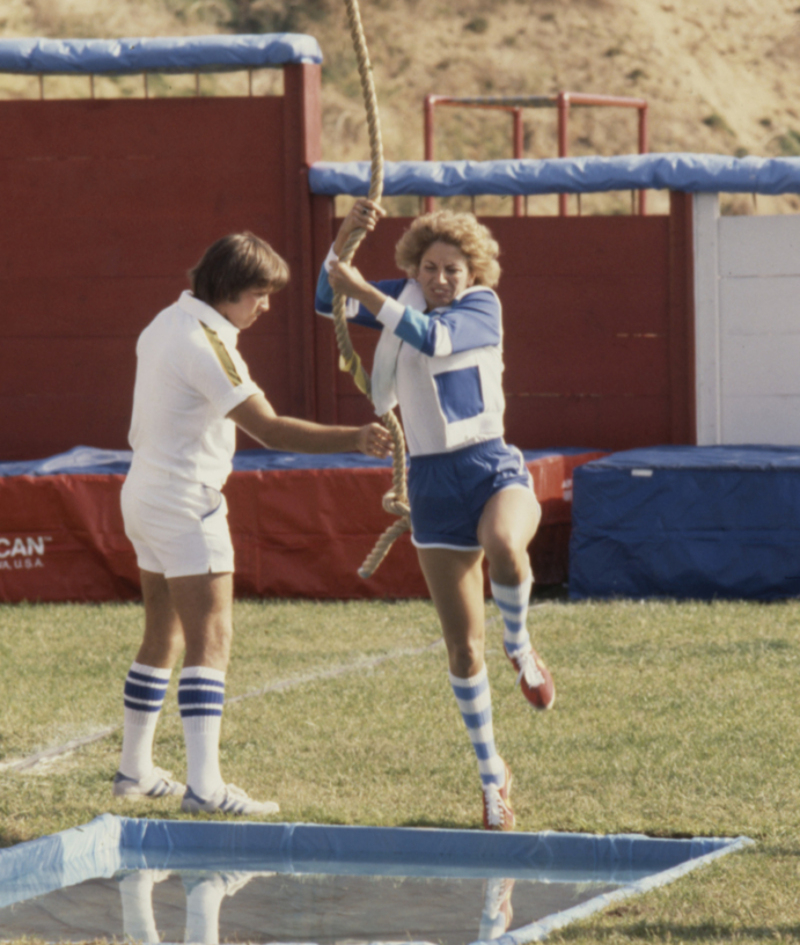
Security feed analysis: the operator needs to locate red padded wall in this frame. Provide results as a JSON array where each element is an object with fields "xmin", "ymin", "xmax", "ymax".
[
  {"xmin": 0, "ymin": 450, "xmax": 603, "ymax": 602},
  {"xmin": 0, "ymin": 64, "xmax": 322, "ymax": 461}
]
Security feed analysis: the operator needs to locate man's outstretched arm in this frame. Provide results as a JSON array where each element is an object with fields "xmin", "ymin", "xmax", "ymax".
[{"xmin": 228, "ymin": 393, "xmax": 392, "ymax": 458}]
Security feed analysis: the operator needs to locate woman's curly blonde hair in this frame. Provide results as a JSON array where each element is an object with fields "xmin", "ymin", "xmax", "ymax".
[{"xmin": 394, "ymin": 210, "xmax": 501, "ymax": 287}]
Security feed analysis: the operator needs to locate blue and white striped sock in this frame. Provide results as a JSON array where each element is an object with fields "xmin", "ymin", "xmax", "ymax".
[
  {"xmin": 491, "ymin": 573, "xmax": 533, "ymax": 659},
  {"xmin": 449, "ymin": 666, "xmax": 506, "ymax": 787},
  {"xmin": 179, "ymin": 666, "xmax": 226, "ymax": 799},
  {"xmin": 119, "ymin": 661, "xmax": 171, "ymax": 780}
]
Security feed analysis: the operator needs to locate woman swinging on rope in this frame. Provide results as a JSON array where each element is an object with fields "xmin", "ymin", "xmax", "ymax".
[{"xmin": 316, "ymin": 199, "xmax": 555, "ymax": 830}]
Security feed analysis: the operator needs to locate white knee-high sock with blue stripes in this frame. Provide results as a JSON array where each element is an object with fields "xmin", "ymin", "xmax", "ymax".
[
  {"xmin": 179, "ymin": 666, "xmax": 226, "ymax": 799},
  {"xmin": 491, "ymin": 573, "xmax": 533, "ymax": 658},
  {"xmin": 120, "ymin": 661, "xmax": 171, "ymax": 780},
  {"xmin": 449, "ymin": 665, "xmax": 506, "ymax": 787}
]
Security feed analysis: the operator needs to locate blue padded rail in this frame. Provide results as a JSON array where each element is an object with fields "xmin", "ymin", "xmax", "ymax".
[
  {"xmin": 0, "ymin": 34, "xmax": 322, "ymax": 75},
  {"xmin": 309, "ymin": 153, "xmax": 800, "ymax": 196}
]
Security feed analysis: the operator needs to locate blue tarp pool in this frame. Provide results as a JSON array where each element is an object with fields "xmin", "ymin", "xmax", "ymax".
[{"xmin": 0, "ymin": 815, "xmax": 751, "ymax": 944}]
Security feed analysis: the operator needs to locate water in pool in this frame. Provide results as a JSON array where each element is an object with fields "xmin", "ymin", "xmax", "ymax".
[{"xmin": 0, "ymin": 859, "xmax": 627, "ymax": 943}]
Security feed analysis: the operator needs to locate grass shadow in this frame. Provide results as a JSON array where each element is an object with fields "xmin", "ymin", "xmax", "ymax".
[
  {"xmin": 0, "ymin": 826, "xmax": 29, "ymax": 849},
  {"xmin": 399, "ymin": 816, "xmax": 482, "ymax": 830}
]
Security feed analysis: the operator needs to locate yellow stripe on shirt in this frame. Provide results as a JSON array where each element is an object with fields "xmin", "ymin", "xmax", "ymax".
[{"xmin": 200, "ymin": 321, "xmax": 243, "ymax": 387}]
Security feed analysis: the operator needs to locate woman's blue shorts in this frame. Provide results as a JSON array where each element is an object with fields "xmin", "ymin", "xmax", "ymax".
[{"xmin": 408, "ymin": 438, "xmax": 534, "ymax": 551}]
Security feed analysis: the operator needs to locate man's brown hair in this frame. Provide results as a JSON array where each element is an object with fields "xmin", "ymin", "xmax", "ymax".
[{"xmin": 190, "ymin": 232, "xmax": 290, "ymax": 306}]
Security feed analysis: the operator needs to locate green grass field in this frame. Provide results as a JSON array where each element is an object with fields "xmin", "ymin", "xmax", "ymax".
[{"xmin": 1, "ymin": 595, "xmax": 799, "ymax": 944}]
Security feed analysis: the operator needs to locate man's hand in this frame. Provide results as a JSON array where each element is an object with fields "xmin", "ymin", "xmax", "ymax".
[{"xmin": 358, "ymin": 422, "xmax": 394, "ymax": 458}]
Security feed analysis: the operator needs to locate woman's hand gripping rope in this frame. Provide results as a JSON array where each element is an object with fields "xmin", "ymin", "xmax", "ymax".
[
  {"xmin": 358, "ymin": 407, "xmax": 411, "ymax": 579},
  {"xmin": 330, "ymin": 199, "xmax": 410, "ymax": 577},
  {"xmin": 330, "ymin": 200, "xmax": 387, "ymax": 399},
  {"xmin": 334, "ymin": 198, "xmax": 384, "ymax": 253}
]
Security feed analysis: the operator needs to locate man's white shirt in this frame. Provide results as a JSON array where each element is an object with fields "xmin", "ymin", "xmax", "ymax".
[{"xmin": 128, "ymin": 290, "xmax": 261, "ymax": 489}]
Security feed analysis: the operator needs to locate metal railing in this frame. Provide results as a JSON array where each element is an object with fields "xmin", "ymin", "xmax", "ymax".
[
  {"xmin": 423, "ymin": 91, "xmax": 649, "ymax": 215},
  {"xmin": 30, "ymin": 68, "xmax": 266, "ymax": 101}
]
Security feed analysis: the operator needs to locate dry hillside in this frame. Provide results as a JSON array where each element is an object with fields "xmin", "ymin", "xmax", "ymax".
[{"xmin": 2, "ymin": 0, "xmax": 799, "ymax": 213}]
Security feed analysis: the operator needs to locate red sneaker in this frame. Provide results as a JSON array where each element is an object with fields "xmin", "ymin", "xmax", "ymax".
[
  {"xmin": 505, "ymin": 646, "xmax": 555, "ymax": 710},
  {"xmin": 482, "ymin": 762, "xmax": 515, "ymax": 831}
]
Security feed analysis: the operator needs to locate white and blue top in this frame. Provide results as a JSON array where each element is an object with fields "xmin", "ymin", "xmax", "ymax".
[{"xmin": 316, "ymin": 248, "xmax": 506, "ymax": 457}]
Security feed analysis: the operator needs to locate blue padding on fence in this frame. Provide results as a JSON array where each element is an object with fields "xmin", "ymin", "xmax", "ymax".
[
  {"xmin": 0, "ymin": 446, "xmax": 134, "ymax": 477},
  {"xmin": 309, "ymin": 153, "xmax": 800, "ymax": 196},
  {"xmin": 569, "ymin": 445, "xmax": 800, "ymax": 600},
  {"xmin": 0, "ymin": 446, "xmax": 389, "ymax": 477},
  {"xmin": 0, "ymin": 445, "xmax": 596, "ymax": 478},
  {"xmin": 0, "ymin": 34, "xmax": 322, "ymax": 75}
]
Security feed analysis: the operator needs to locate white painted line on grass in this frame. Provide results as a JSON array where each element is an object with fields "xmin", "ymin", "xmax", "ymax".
[
  {"xmin": 0, "ymin": 727, "xmax": 119, "ymax": 773},
  {"xmin": 0, "ymin": 639, "xmax": 444, "ymax": 774},
  {"xmin": 224, "ymin": 639, "xmax": 444, "ymax": 705}
]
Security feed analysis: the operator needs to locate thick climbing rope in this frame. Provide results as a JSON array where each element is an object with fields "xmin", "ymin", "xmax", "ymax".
[{"xmin": 335, "ymin": 0, "xmax": 411, "ymax": 579}]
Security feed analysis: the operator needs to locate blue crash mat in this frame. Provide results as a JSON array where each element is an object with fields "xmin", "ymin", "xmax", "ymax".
[{"xmin": 569, "ymin": 445, "xmax": 800, "ymax": 600}]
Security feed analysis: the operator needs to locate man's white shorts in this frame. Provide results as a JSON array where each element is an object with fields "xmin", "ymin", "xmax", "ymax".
[{"xmin": 121, "ymin": 474, "xmax": 234, "ymax": 578}]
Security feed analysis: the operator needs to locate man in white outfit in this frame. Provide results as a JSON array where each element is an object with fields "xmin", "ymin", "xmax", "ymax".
[{"xmin": 115, "ymin": 232, "xmax": 392, "ymax": 815}]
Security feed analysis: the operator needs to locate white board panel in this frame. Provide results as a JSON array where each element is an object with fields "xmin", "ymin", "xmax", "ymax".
[
  {"xmin": 720, "ymin": 332, "xmax": 800, "ymax": 396},
  {"xmin": 719, "ymin": 214, "xmax": 800, "ymax": 278},
  {"xmin": 693, "ymin": 193, "xmax": 721, "ymax": 445},
  {"xmin": 720, "ymin": 276, "xmax": 800, "ymax": 335},
  {"xmin": 721, "ymin": 394, "xmax": 800, "ymax": 446}
]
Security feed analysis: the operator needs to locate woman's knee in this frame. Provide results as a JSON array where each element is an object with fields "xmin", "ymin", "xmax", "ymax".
[
  {"xmin": 445, "ymin": 634, "xmax": 484, "ymax": 677},
  {"xmin": 482, "ymin": 524, "xmax": 511, "ymax": 559}
]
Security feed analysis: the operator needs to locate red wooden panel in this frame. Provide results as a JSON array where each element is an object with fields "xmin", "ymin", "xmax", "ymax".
[
  {"xmin": 1, "ymin": 277, "xmax": 188, "ymax": 337},
  {"xmin": 0, "ymin": 395, "xmax": 133, "ymax": 458},
  {"xmin": 1, "ymin": 275, "xmax": 292, "ymax": 336},
  {"xmin": 505, "ymin": 395, "xmax": 673, "ymax": 452},
  {"xmin": 281, "ymin": 64, "xmax": 323, "ymax": 420},
  {"xmin": 325, "ymin": 391, "xmax": 382, "ymax": 428},
  {"xmin": 0, "ymin": 86, "xmax": 319, "ymax": 460},
  {"xmin": 491, "ymin": 215, "xmax": 669, "ymax": 278},
  {"xmin": 0, "ymin": 338, "xmax": 136, "ymax": 396},
  {"xmin": 500, "ymin": 274, "xmax": 670, "ymax": 396},
  {"xmin": 0, "ymin": 215, "xmax": 285, "ymax": 282},
  {"xmin": 667, "ymin": 191, "xmax": 696, "ymax": 443},
  {"xmin": 310, "ymin": 193, "xmax": 338, "ymax": 424},
  {"xmin": 0, "ymin": 97, "xmax": 284, "ymax": 159},
  {"xmin": 0, "ymin": 160, "xmax": 280, "ymax": 224},
  {"xmin": 490, "ymin": 216, "xmax": 671, "ymax": 410}
]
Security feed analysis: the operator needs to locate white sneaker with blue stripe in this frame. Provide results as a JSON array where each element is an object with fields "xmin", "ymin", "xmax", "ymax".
[
  {"xmin": 112, "ymin": 766, "xmax": 185, "ymax": 798},
  {"xmin": 181, "ymin": 783, "xmax": 280, "ymax": 816}
]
